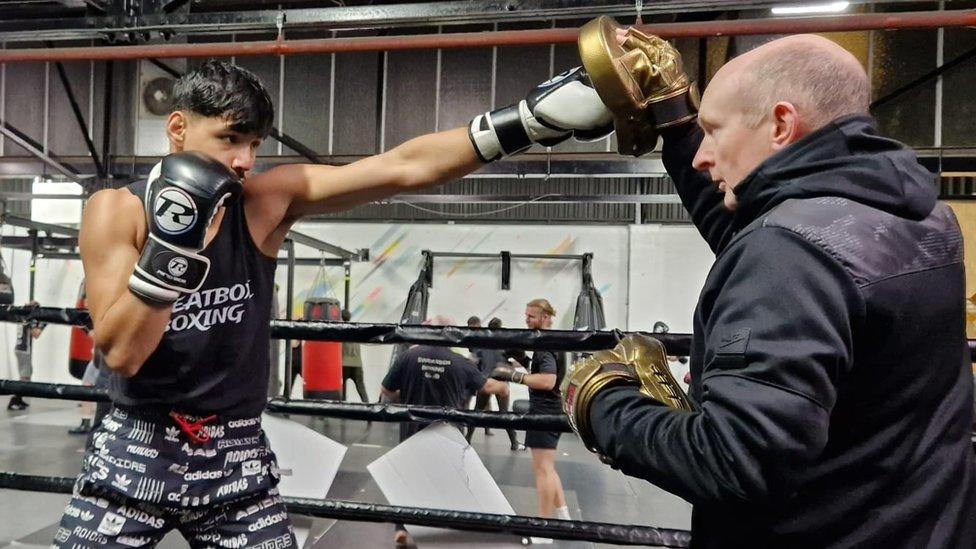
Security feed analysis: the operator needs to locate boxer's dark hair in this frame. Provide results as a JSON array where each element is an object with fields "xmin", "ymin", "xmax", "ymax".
[
  {"xmin": 173, "ymin": 60, "xmax": 274, "ymax": 138},
  {"xmin": 467, "ymin": 316, "xmax": 481, "ymax": 327}
]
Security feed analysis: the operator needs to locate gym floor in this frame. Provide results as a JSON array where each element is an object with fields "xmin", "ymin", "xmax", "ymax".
[{"xmin": 0, "ymin": 399, "xmax": 691, "ymax": 548}]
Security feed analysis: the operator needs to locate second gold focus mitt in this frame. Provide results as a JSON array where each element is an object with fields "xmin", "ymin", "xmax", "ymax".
[{"xmin": 562, "ymin": 334, "xmax": 693, "ymax": 463}]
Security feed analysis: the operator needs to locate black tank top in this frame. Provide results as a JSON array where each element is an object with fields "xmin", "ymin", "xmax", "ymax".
[{"xmin": 109, "ymin": 180, "xmax": 277, "ymax": 418}]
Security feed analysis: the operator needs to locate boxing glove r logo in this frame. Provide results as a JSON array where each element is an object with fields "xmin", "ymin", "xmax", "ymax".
[
  {"xmin": 153, "ymin": 188, "xmax": 198, "ymax": 235},
  {"xmin": 167, "ymin": 257, "xmax": 189, "ymax": 277}
]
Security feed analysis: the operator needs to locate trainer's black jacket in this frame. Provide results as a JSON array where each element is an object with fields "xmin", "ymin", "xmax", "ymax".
[{"xmin": 590, "ymin": 115, "xmax": 976, "ymax": 548}]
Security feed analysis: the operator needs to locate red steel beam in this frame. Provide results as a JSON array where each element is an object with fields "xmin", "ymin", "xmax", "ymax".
[{"xmin": 0, "ymin": 9, "xmax": 973, "ymax": 63}]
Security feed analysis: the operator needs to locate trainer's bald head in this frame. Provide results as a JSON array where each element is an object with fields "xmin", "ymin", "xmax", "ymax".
[{"xmin": 707, "ymin": 34, "xmax": 869, "ymax": 131}]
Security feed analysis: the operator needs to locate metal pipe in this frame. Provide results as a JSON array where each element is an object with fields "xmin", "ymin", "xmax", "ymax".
[
  {"xmin": 0, "ymin": 9, "xmax": 974, "ymax": 63},
  {"xmin": 343, "ymin": 261, "xmax": 351, "ymax": 311},
  {"xmin": 28, "ymin": 230, "xmax": 37, "ymax": 301},
  {"xmin": 0, "ymin": 122, "xmax": 82, "ymax": 181},
  {"xmin": 871, "ymin": 44, "xmax": 976, "ymax": 111},
  {"xmin": 283, "ymin": 238, "xmax": 295, "ymax": 401},
  {"xmin": 100, "ymin": 60, "xmax": 113, "ymax": 179},
  {"xmin": 52, "ymin": 59, "xmax": 106, "ymax": 179}
]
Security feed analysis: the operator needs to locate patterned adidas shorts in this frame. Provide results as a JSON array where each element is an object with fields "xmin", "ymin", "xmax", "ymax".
[{"xmin": 53, "ymin": 406, "xmax": 296, "ymax": 548}]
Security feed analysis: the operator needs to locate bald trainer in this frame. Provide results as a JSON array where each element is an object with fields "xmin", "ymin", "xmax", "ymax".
[{"xmin": 563, "ymin": 22, "xmax": 975, "ymax": 548}]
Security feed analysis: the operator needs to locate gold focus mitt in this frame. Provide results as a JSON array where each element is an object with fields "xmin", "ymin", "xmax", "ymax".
[
  {"xmin": 578, "ymin": 16, "xmax": 700, "ymax": 156},
  {"xmin": 562, "ymin": 334, "xmax": 692, "ymax": 462}
]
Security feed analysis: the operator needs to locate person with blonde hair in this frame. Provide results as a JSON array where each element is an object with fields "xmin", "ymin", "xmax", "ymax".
[{"xmin": 491, "ymin": 298, "xmax": 570, "ymax": 520}]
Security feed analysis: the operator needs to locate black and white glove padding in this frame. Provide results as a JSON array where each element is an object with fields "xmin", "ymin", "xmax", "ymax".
[
  {"xmin": 128, "ymin": 151, "xmax": 242, "ymax": 305},
  {"xmin": 468, "ymin": 66, "xmax": 614, "ymax": 162}
]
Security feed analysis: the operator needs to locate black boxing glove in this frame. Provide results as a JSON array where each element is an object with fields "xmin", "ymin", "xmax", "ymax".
[
  {"xmin": 128, "ymin": 151, "xmax": 242, "ymax": 304},
  {"xmin": 490, "ymin": 364, "xmax": 526, "ymax": 384},
  {"xmin": 468, "ymin": 67, "xmax": 614, "ymax": 162}
]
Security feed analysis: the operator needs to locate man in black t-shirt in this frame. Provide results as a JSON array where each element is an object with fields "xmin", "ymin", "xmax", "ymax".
[
  {"xmin": 381, "ymin": 344, "xmax": 508, "ymax": 440},
  {"xmin": 380, "ymin": 316, "xmax": 509, "ymax": 546}
]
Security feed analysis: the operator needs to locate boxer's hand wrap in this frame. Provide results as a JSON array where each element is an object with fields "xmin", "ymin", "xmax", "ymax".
[
  {"xmin": 128, "ymin": 152, "xmax": 242, "ymax": 305},
  {"xmin": 562, "ymin": 334, "xmax": 693, "ymax": 465},
  {"xmin": 490, "ymin": 364, "xmax": 526, "ymax": 385},
  {"xmin": 467, "ymin": 67, "xmax": 613, "ymax": 162}
]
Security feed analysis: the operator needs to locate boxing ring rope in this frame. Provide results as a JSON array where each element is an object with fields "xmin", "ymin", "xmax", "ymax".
[
  {"xmin": 0, "ymin": 473, "xmax": 690, "ymax": 547},
  {"xmin": 3, "ymin": 305, "xmax": 975, "ymax": 360},
  {"xmin": 0, "ymin": 380, "xmax": 572, "ymax": 432},
  {"xmin": 0, "ymin": 9, "xmax": 973, "ymax": 63}
]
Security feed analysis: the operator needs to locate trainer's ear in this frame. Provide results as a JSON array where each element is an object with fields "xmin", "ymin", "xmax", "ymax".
[
  {"xmin": 770, "ymin": 101, "xmax": 804, "ymax": 151},
  {"xmin": 167, "ymin": 111, "xmax": 189, "ymax": 150}
]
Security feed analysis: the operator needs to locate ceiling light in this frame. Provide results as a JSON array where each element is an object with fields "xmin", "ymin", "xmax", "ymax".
[{"xmin": 771, "ymin": 2, "xmax": 850, "ymax": 15}]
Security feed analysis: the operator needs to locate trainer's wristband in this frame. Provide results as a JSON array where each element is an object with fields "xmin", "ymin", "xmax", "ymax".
[{"xmin": 649, "ymin": 83, "xmax": 701, "ymax": 130}]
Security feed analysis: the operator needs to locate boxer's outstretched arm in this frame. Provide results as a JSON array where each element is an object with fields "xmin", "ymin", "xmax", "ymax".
[
  {"xmin": 249, "ymin": 127, "xmax": 480, "ymax": 222},
  {"xmin": 79, "ymin": 189, "xmax": 172, "ymax": 377},
  {"xmin": 243, "ymin": 70, "xmax": 612, "ymax": 244}
]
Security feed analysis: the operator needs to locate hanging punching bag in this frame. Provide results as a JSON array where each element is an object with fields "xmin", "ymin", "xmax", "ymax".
[
  {"xmin": 68, "ymin": 280, "xmax": 94, "ymax": 380},
  {"xmin": 573, "ymin": 256, "xmax": 606, "ymax": 331},
  {"xmin": 387, "ymin": 268, "xmax": 430, "ymax": 372},
  {"xmin": 302, "ymin": 297, "xmax": 343, "ymax": 400}
]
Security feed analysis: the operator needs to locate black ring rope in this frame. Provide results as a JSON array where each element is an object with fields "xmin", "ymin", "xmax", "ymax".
[
  {"xmin": 0, "ymin": 473, "xmax": 691, "ymax": 547},
  {"xmin": 3, "ymin": 306, "xmax": 976, "ymax": 359},
  {"xmin": 0, "ymin": 380, "xmax": 571, "ymax": 431},
  {"xmin": 0, "ymin": 306, "xmax": 688, "ymax": 353}
]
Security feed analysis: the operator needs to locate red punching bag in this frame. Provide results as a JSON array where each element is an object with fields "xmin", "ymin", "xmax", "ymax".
[
  {"xmin": 68, "ymin": 280, "xmax": 94, "ymax": 380},
  {"xmin": 302, "ymin": 297, "xmax": 343, "ymax": 400}
]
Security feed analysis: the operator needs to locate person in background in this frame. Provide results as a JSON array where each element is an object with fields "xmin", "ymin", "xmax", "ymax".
[
  {"xmin": 7, "ymin": 300, "xmax": 45, "ymax": 411},
  {"xmin": 341, "ymin": 309, "xmax": 369, "ymax": 402},
  {"xmin": 500, "ymin": 314, "xmax": 530, "ymax": 370},
  {"xmin": 490, "ymin": 298, "xmax": 570, "ymax": 520},
  {"xmin": 380, "ymin": 315, "xmax": 510, "ymax": 546},
  {"xmin": 465, "ymin": 316, "xmax": 520, "ymax": 450}
]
